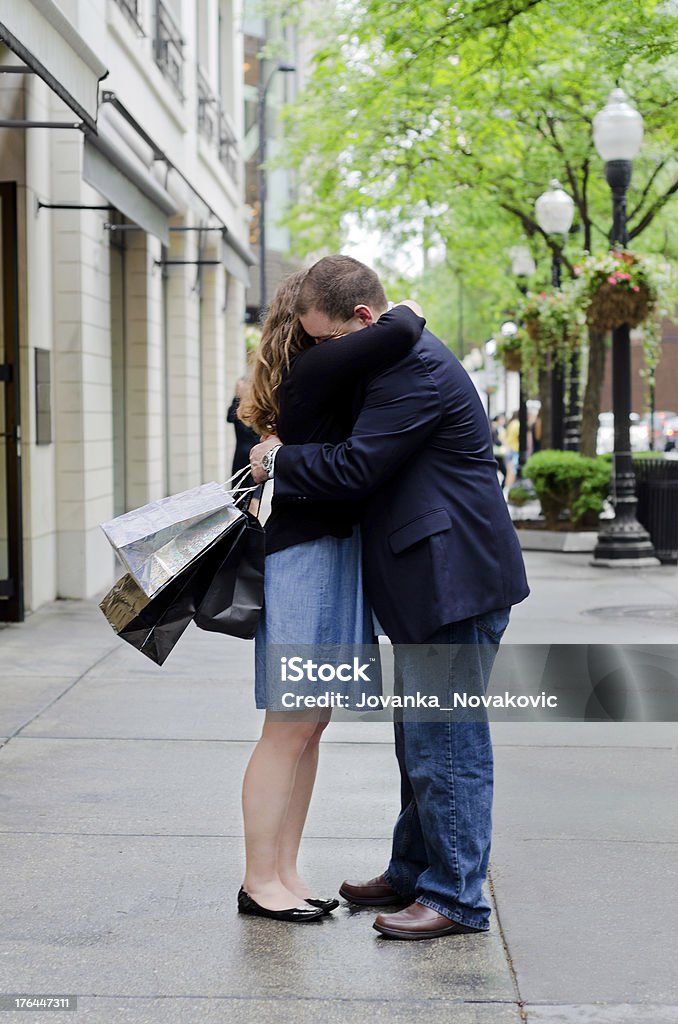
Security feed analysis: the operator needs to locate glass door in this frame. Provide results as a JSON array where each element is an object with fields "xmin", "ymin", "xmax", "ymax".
[{"xmin": 0, "ymin": 182, "xmax": 24, "ymax": 621}]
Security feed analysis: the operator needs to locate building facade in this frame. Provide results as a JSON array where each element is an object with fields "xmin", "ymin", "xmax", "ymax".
[
  {"xmin": 242, "ymin": 2, "xmax": 307, "ymax": 321},
  {"xmin": 0, "ymin": 0, "xmax": 254, "ymax": 621},
  {"xmin": 600, "ymin": 321, "xmax": 678, "ymax": 416}
]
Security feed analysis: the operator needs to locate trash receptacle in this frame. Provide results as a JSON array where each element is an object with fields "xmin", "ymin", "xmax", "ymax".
[{"xmin": 633, "ymin": 456, "xmax": 678, "ymax": 565}]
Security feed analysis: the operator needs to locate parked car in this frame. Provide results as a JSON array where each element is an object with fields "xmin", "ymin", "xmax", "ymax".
[
  {"xmin": 640, "ymin": 410, "xmax": 677, "ymax": 449},
  {"xmin": 596, "ymin": 412, "xmax": 649, "ymax": 454}
]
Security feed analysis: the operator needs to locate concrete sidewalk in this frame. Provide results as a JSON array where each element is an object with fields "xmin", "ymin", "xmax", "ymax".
[{"xmin": 0, "ymin": 551, "xmax": 677, "ymax": 1023}]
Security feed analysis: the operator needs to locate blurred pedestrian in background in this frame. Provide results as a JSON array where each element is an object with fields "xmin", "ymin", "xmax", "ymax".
[
  {"xmin": 491, "ymin": 413, "xmax": 507, "ymax": 486},
  {"xmin": 228, "ymin": 377, "xmax": 260, "ymax": 476},
  {"xmin": 504, "ymin": 410, "xmax": 520, "ymax": 492},
  {"xmin": 529, "ymin": 409, "xmax": 542, "ymax": 455}
]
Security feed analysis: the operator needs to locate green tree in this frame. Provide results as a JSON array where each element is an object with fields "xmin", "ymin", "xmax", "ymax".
[{"xmin": 278, "ymin": 0, "xmax": 678, "ymax": 453}]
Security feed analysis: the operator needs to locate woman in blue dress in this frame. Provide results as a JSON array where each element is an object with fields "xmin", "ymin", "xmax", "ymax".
[{"xmin": 237, "ymin": 269, "xmax": 424, "ymax": 922}]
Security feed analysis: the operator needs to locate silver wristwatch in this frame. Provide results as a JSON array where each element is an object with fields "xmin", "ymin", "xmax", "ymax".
[{"xmin": 261, "ymin": 444, "xmax": 282, "ymax": 479}]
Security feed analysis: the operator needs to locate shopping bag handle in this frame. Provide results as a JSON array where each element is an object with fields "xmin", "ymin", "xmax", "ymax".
[
  {"xmin": 233, "ymin": 484, "xmax": 264, "ymax": 514},
  {"xmin": 223, "ymin": 463, "xmax": 268, "ymax": 518},
  {"xmin": 222, "ymin": 464, "xmax": 254, "ymax": 490}
]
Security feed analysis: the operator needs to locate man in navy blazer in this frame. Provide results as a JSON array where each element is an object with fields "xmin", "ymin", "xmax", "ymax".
[{"xmin": 251, "ymin": 255, "xmax": 529, "ymax": 940}]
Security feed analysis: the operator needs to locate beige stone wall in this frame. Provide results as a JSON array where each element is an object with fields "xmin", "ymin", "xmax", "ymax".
[
  {"xmin": 4, "ymin": 3, "xmax": 250, "ymax": 615},
  {"xmin": 200, "ymin": 252, "xmax": 228, "ymax": 484},
  {"xmin": 124, "ymin": 230, "xmax": 166, "ymax": 509},
  {"xmin": 50, "ymin": 125, "xmax": 116, "ymax": 601},
  {"xmin": 165, "ymin": 222, "xmax": 203, "ymax": 494}
]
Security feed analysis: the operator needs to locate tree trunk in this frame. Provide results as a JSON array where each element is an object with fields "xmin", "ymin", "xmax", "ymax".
[{"xmin": 580, "ymin": 328, "xmax": 607, "ymax": 457}]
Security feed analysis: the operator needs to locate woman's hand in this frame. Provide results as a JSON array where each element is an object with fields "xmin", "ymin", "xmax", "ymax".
[
  {"xmin": 396, "ymin": 299, "xmax": 424, "ymax": 317},
  {"xmin": 250, "ymin": 435, "xmax": 283, "ymax": 483}
]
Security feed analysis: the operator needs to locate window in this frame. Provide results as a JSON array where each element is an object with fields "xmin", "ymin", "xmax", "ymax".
[
  {"xmin": 154, "ymin": 0, "xmax": 185, "ymax": 98},
  {"xmin": 112, "ymin": 0, "xmax": 144, "ymax": 33}
]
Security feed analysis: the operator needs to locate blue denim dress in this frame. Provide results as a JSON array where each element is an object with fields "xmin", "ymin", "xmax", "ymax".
[{"xmin": 254, "ymin": 527, "xmax": 381, "ymax": 710}]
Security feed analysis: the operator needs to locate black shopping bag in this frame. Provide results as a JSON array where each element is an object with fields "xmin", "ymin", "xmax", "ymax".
[
  {"xmin": 100, "ymin": 516, "xmax": 249, "ymax": 665},
  {"xmin": 194, "ymin": 510, "xmax": 265, "ymax": 639}
]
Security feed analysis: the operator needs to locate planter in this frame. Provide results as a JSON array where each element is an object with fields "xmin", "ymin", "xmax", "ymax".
[
  {"xmin": 586, "ymin": 282, "xmax": 651, "ymax": 333},
  {"xmin": 515, "ymin": 526, "xmax": 598, "ymax": 552}
]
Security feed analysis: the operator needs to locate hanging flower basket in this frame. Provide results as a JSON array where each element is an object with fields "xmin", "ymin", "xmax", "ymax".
[
  {"xmin": 570, "ymin": 248, "xmax": 678, "ymax": 394},
  {"xmin": 585, "ymin": 280, "xmax": 651, "ymax": 333},
  {"xmin": 495, "ymin": 330, "xmax": 524, "ymax": 372},
  {"xmin": 502, "ymin": 348, "xmax": 522, "ymax": 372},
  {"xmin": 573, "ymin": 250, "xmax": 655, "ymax": 334},
  {"xmin": 524, "ymin": 315, "xmax": 541, "ymax": 344},
  {"xmin": 517, "ymin": 290, "xmax": 585, "ymax": 362},
  {"xmin": 499, "ymin": 324, "xmax": 542, "ymax": 395}
]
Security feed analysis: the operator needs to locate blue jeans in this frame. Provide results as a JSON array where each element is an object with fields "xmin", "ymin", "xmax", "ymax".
[{"xmin": 383, "ymin": 608, "xmax": 511, "ymax": 931}]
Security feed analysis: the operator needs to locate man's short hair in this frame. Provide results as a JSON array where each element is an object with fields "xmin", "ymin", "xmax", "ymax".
[{"xmin": 295, "ymin": 255, "xmax": 387, "ymax": 322}]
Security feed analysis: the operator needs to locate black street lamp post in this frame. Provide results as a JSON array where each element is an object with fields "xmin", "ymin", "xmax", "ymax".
[
  {"xmin": 498, "ymin": 318, "xmax": 522, "ymax": 471},
  {"xmin": 484, "ymin": 338, "xmax": 499, "ymax": 418},
  {"xmin": 257, "ymin": 62, "xmax": 296, "ymax": 319},
  {"xmin": 535, "ymin": 180, "xmax": 575, "ymax": 450},
  {"xmin": 509, "ymin": 246, "xmax": 536, "ymax": 477},
  {"xmin": 565, "ymin": 348, "xmax": 582, "ymax": 452},
  {"xmin": 549, "ymin": 253, "xmax": 566, "ymax": 450},
  {"xmin": 517, "ymin": 322, "xmax": 529, "ymax": 479},
  {"xmin": 591, "ymin": 89, "xmax": 657, "ymax": 566}
]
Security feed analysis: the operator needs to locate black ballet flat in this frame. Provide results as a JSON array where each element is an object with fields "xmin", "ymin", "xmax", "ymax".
[
  {"xmin": 237, "ymin": 888, "xmax": 324, "ymax": 922},
  {"xmin": 305, "ymin": 897, "xmax": 340, "ymax": 914}
]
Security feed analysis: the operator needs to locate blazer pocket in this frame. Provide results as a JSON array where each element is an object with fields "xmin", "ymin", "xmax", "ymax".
[{"xmin": 388, "ymin": 508, "xmax": 452, "ymax": 555}]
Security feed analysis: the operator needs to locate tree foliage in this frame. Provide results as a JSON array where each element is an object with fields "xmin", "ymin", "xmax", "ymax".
[
  {"xmin": 279, "ymin": 0, "xmax": 676, "ymax": 277},
  {"xmin": 274, "ymin": 0, "xmax": 678, "ymax": 449}
]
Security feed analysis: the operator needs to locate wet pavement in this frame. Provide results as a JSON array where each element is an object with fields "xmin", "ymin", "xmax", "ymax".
[{"xmin": 1, "ymin": 551, "xmax": 677, "ymax": 1022}]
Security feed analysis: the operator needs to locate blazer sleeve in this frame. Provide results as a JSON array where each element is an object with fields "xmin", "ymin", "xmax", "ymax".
[
  {"xmin": 288, "ymin": 305, "xmax": 425, "ymax": 402},
  {"xmin": 273, "ymin": 353, "xmax": 442, "ymax": 501}
]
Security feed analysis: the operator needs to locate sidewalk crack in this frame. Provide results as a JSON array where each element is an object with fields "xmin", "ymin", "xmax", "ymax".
[{"xmin": 0, "ymin": 645, "xmax": 119, "ymax": 751}]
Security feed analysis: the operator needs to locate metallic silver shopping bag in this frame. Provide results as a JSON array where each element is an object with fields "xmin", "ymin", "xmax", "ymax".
[
  {"xmin": 100, "ymin": 482, "xmax": 243, "ymax": 599},
  {"xmin": 99, "ymin": 511, "xmax": 262, "ymax": 665}
]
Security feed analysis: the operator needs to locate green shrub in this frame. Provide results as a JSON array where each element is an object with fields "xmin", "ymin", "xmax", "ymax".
[{"xmin": 523, "ymin": 450, "xmax": 612, "ymax": 529}]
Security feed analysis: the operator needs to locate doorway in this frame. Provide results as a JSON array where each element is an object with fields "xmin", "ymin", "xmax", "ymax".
[{"xmin": 0, "ymin": 182, "xmax": 23, "ymax": 621}]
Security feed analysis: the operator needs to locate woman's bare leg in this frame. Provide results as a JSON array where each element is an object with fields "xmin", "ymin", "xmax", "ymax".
[
  {"xmin": 277, "ymin": 718, "xmax": 330, "ymax": 899},
  {"xmin": 241, "ymin": 711, "xmax": 321, "ymax": 910}
]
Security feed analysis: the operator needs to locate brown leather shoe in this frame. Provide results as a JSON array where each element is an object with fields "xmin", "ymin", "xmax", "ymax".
[
  {"xmin": 373, "ymin": 901, "xmax": 485, "ymax": 940},
  {"xmin": 339, "ymin": 873, "xmax": 408, "ymax": 906}
]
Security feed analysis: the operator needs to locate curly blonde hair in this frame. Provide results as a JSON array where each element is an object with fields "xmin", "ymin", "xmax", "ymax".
[{"xmin": 238, "ymin": 270, "xmax": 311, "ymax": 437}]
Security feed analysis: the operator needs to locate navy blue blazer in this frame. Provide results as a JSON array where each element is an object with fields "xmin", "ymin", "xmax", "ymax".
[{"xmin": 273, "ymin": 329, "xmax": 530, "ymax": 643}]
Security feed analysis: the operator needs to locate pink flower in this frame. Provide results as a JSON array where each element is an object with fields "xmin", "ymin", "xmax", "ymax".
[
  {"xmin": 607, "ymin": 275, "xmax": 617, "ymax": 285},
  {"xmin": 574, "ymin": 266, "xmax": 582, "ymax": 276},
  {"xmin": 632, "ymin": 285, "xmax": 640, "ymax": 293}
]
